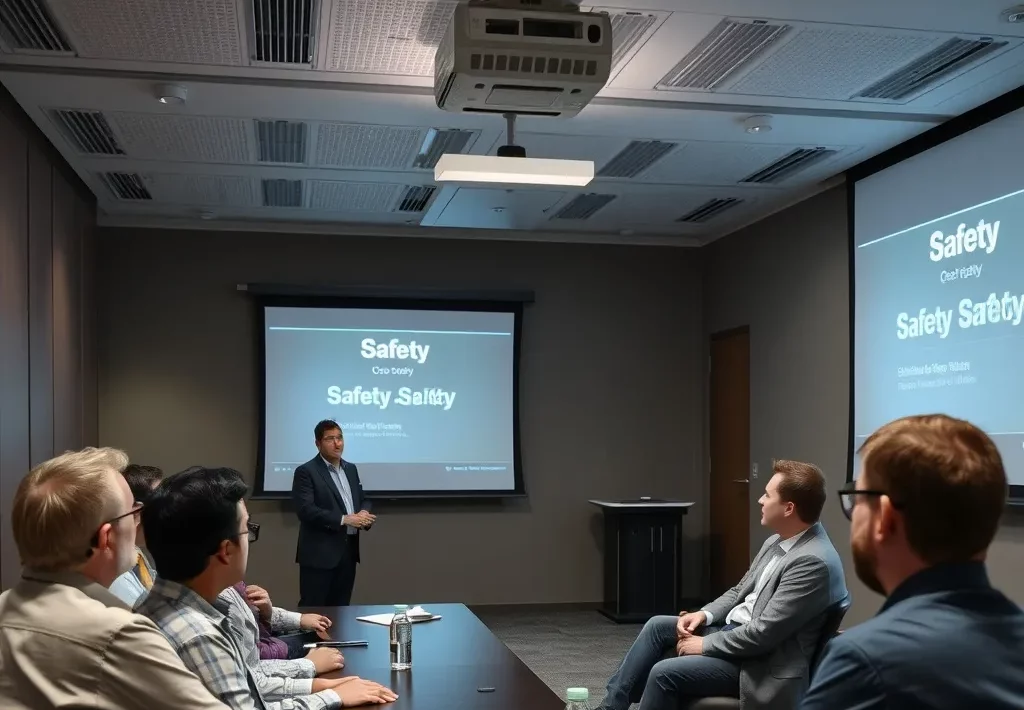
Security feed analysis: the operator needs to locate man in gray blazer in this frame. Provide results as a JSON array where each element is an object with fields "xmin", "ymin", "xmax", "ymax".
[{"xmin": 598, "ymin": 460, "xmax": 847, "ymax": 710}]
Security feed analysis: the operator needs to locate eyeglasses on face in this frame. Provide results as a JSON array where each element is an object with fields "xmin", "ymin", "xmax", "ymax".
[
  {"xmin": 87, "ymin": 501, "xmax": 144, "ymax": 557},
  {"xmin": 243, "ymin": 521, "xmax": 260, "ymax": 543},
  {"xmin": 320, "ymin": 435, "xmax": 343, "ymax": 444},
  {"xmin": 837, "ymin": 480, "xmax": 904, "ymax": 520}
]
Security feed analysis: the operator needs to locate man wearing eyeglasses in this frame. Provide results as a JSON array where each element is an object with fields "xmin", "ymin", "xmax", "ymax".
[
  {"xmin": 0, "ymin": 448, "xmax": 229, "ymax": 709},
  {"xmin": 292, "ymin": 420, "xmax": 376, "ymax": 607},
  {"xmin": 136, "ymin": 466, "xmax": 396, "ymax": 709},
  {"xmin": 109, "ymin": 463, "xmax": 164, "ymax": 606},
  {"xmin": 801, "ymin": 414, "xmax": 1024, "ymax": 710}
]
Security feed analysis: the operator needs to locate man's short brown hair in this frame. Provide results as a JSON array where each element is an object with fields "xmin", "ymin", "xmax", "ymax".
[
  {"xmin": 774, "ymin": 459, "xmax": 827, "ymax": 523},
  {"xmin": 858, "ymin": 414, "xmax": 1006, "ymax": 564},
  {"xmin": 12, "ymin": 447, "xmax": 129, "ymax": 571}
]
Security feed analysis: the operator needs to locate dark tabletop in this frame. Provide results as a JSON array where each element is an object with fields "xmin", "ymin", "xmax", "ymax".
[{"xmin": 300, "ymin": 603, "xmax": 565, "ymax": 710}]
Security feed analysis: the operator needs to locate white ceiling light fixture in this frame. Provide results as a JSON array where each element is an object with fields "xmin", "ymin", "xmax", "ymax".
[
  {"xmin": 156, "ymin": 83, "xmax": 187, "ymax": 105},
  {"xmin": 743, "ymin": 114, "xmax": 773, "ymax": 134},
  {"xmin": 435, "ymin": 113, "xmax": 595, "ymax": 187}
]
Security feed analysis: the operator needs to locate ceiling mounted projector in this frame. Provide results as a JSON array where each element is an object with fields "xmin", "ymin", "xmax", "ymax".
[
  {"xmin": 434, "ymin": 0, "xmax": 613, "ymax": 118},
  {"xmin": 435, "ymin": 113, "xmax": 594, "ymax": 186}
]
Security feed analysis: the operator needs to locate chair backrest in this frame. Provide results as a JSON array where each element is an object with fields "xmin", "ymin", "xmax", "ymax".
[{"xmin": 809, "ymin": 593, "xmax": 852, "ymax": 675}]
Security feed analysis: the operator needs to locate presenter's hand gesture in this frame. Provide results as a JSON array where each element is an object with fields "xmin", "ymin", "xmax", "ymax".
[{"xmin": 676, "ymin": 610, "xmax": 706, "ymax": 638}]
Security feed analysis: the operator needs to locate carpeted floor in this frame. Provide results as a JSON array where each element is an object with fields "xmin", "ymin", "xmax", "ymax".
[{"xmin": 475, "ymin": 607, "xmax": 643, "ymax": 707}]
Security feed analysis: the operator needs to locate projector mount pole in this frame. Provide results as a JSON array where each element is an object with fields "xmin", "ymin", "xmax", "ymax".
[{"xmin": 497, "ymin": 112, "xmax": 527, "ymax": 158}]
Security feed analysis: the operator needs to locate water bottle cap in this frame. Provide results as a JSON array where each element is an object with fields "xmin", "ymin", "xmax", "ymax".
[
  {"xmin": 394, "ymin": 604, "xmax": 409, "ymax": 611},
  {"xmin": 566, "ymin": 688, "xmax": 588, "ymax": 702}
]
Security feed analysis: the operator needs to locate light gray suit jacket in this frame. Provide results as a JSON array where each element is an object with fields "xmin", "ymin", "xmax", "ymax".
[{"xmin": 701, "ymin": 522, "xmax": 847, "ymax": 710}]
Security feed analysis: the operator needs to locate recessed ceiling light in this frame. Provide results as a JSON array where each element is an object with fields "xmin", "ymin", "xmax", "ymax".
[
  {"xmin": 743, "ymin": 115, "xmax": 773, "ymax": 134},
  {"xmin": 156, "ymin": 83, "xmax": 187, "ymax": 105}
]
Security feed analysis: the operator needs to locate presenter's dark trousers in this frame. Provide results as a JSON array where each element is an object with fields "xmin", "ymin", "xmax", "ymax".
[{"xmin": 298, "ymin": 538, "xmax": 357, "ymax": 607}]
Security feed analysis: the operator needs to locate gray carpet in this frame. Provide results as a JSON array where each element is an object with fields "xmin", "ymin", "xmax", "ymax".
[{"xmin": 475, "ymin": 608, "xmax": 643, "ymax": 707}]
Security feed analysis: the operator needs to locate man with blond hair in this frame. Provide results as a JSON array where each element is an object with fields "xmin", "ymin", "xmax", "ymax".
[
  {"xmin": 0, "ymin": 447, "xmax": 228, "ymax": 709},
  {"xmin": 802, "ymin": 415, "xmax": 1024, "ymax": 709}
]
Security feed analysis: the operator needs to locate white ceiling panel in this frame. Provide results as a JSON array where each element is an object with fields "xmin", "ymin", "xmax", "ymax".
[
  {"xmin": 324, "ymin": 0, "xmax": 457, "ymax": 75},
  {"xmin": 48, "ymin": 0, "xmax": 245, "ymax": 65},
  {"xmin": 314, "ymin": 123, "xmax": 425, "ymax": 168},
  {"xmin": 430, "ymin": 187, "xmax": 567, "ymax": 231},
  {"xmin": 106, "ymin": 113, "xmax": 253, "ymax": 163},
  {"xmin": 4, "ymin": 0, "xmax": 1024, "ymax": 245}
]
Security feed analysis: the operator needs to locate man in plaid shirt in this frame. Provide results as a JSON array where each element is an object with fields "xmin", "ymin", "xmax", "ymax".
[{"xmin": 136, "ymin": 466, "xmax": 396, "ymax": 709}]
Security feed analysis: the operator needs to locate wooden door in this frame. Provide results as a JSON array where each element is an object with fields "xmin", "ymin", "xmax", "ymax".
[{"xmin": 709, "ymin": 328, "xmax": 751, "ymax": 595}]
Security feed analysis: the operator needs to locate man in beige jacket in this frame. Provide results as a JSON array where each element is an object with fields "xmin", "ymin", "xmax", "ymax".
[{"xmin": 0, "ymin": 447, "xmax": 228, "ymax": 709}]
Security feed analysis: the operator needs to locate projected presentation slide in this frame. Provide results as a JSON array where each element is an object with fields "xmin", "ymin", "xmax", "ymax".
[
  {"xmin": 854, "ymin": 117, "xmax": 1024, "ymax": 485},
  {"xmin": 260, "ymin": 305, "xmax": 518, "ymax": 495}
]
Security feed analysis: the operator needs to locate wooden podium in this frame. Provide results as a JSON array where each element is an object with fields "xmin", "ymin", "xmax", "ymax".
[{"xmin": 589, "ymin": 499, "xmax": 694, "ymax": 623}]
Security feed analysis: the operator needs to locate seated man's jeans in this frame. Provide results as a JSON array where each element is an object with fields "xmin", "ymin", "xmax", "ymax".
[{"xmin": 601, "ymin": 616, "xmax": 740, "ymax": 710}]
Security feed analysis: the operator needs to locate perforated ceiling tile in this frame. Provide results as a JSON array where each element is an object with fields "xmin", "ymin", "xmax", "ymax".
[
  {"xmin": 48, "ymin": 0, "xmax": 243, "ymax": 64},
  {"xmin": 325, "ymin": 0, "xmax": 457, "ymax": 75},
  {"xmin": 146, "ymin": 173, "xmax": 258, "ymax": 206},
  {"xmin": 727, "ymin": 28, "xmax": 941, "ymax": 101},
  {"xmin": 315, "ymin": 123, "xmax": 424, "ymax": 169},
  {"xmin": 644, "ymin": 141, "xmax": 806, "ymax": 185},
  {"xmin": 109, "ymin": 113, "xmax": 252, "ymax": 163},
  {"xmin": 307, "ymin": 180, "xmax": 402, "ymax": 212}
]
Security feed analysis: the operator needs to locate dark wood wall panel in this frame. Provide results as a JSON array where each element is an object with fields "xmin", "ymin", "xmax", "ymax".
[
  {"xmin": 0, "ymin": 109, "xmax": 31, "ymax": 587},
  {"xmin": 28, "ymin": 146, "xmax": 54, "ymax": 466},
  {"xmin": 0, "ymin": 87, "xmax": 97, "ymax": 589}
]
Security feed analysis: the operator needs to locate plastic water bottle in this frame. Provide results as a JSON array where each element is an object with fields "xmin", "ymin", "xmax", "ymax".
[
  {"xmin": 565, "ymin": 687, "xmax": 591, "ymax": 710},
  {"xmin": 389, "ymin": 604, "xmax": 412, "ymax": 670}
]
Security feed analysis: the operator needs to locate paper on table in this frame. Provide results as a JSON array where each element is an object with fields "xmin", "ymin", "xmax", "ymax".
[{"xmin": 356, "ymin": 606, "xmax": 441, "ymax": 626}]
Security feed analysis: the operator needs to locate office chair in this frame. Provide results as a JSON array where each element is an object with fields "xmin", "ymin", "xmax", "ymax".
[{"xmin": 684, "ymin": 593, "xmax": 852, "ymax": 710}]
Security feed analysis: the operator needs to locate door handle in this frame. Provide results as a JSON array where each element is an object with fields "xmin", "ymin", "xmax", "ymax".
[
  {"xmin": 650, "ymin": 527, "xmax": 654, "ymax": 552},
  {"xmin": 732, "ymin": 479, "xmax": 750, "ymax": 483},
  {"xmin": 659, "ymin": 526, "xmax": 663, "ymax": 552}
]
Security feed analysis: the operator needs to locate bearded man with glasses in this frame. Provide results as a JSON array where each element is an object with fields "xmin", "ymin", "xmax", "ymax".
[{"xmin": 802, "ymin": 414, "xmax": 1024, "ymax": 710}]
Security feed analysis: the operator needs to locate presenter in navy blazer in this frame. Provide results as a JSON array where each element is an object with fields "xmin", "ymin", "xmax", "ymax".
[{"xmin": 291, "ymin": 419, "xmax": 376, "ymax": 606}]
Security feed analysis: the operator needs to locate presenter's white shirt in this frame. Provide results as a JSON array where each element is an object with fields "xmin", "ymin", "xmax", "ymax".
[{"xmin": 704, "ymin": 527, "xmax": 811, "ymax": 627}]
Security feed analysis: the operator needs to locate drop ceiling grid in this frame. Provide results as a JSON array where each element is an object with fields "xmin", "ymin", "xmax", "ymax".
[
  {"xmin": 314, "ymin": 123, "xmax": 426, "ymax": 169},
  {"xmin": 144, "ymin": 173, "xmax": 260, "ymax": 207},
  {"xmin": 307, "ymin": 180, "xmax": 404, "ymax": 211},
  {"xmin": 641, "ymin": 140, "xmax": 835, "ymax": 185},
  {"xmin": 108, "ymin": 113, "xmax": 254, "ymax": 164},
  {"xmin": 324, "ymin": 0, "xmax": 457, "ymax": 75},
  {"xmin": 725, "ymin": 27, "xmax": 943, "ymax": 101},
  {"xmin": 47, "ymin": 0, "xmax": 245, "ymax": 65}
]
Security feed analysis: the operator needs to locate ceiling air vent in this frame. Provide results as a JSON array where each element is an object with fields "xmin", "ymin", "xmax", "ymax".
[
  {"xmin": 0, "ymin": 0, "xmax": 73, "ymax": 52},
  {"xmin": 677, "ymin": 197, "xmax": 743, "ymax": 224},
  {"xmin": 740, "ymin": 147, "xmax": 837, "ymax": 184},
  {"xmin": 855, "ymin": 37, "xmax": 1009, "ymax": 101},
  {"xmin": 99, "ymin": 172, "xmax": 151, "ymax": 201},
  {"xmin": 598, "ymin": 140, "xmax": 677, "ymax": 179},
  {"xmin": 255, "ymin": 120, "xmax": 308, "ymax": 164},
  {"xmin": 250, "ymin": 0, "xmax": 319, "ymax": 64},
  {"xmin": 599, "ymin": 9, "xmax": 663, "ymax": 77},
  {"xmin": 262, "ymin": 178, "xmax": 303, "ymax": 207},
  {"xmin": 50, "ymin": 110, "xmax": 124, "ymax": 155},
  {"xmin": 413, "ymin": 129, "xmax": 475, "ymax": 170},
  {"xmin": 553, "ymin": 193, "xmax": 617, "ymax": 220},
  {"xmin": 659, "ymin": 19, "xmax": 790, "ymax": 90},
  {"xmin": 395, "ymin": 185, "xmax": 436, "ymax": 213}
]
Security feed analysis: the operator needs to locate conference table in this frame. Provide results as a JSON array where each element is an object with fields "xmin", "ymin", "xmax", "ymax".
[{"xmin": 303, "ymin": 603, "xmax": 566, "ymax": 710}]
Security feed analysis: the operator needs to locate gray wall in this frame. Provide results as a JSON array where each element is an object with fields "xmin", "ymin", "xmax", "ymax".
[
  {"xmin": 704, "ymin": 186, "xmax": 1024, "ymax": 625},
  {"xmin": 96, "ymin": 229, "xmax": 707, "ymax": 608},
  {"xmin": 0, "ymin": 90, "xmax": 98, "ymax": 589}
]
